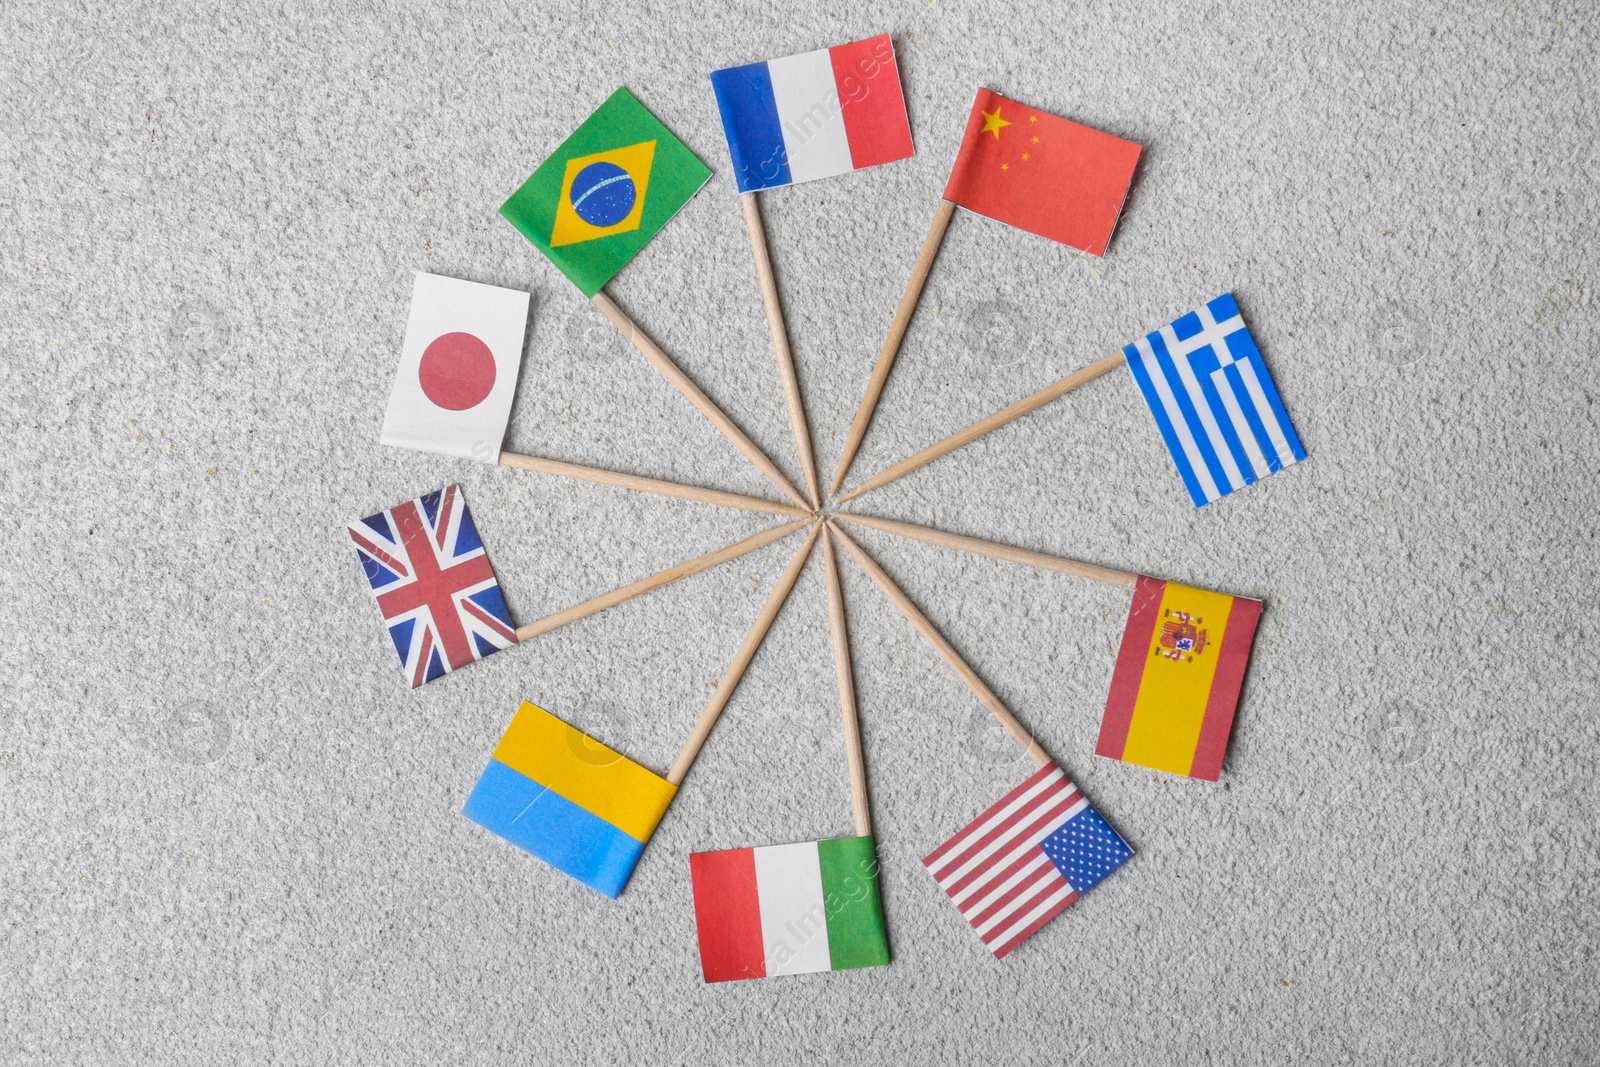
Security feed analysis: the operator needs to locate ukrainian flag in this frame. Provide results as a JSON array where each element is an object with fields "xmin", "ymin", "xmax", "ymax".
[
  {"xmin": 501, "ymin": 88, "xmax": 711, "ymax": 298},
  {"xmin": 464, "ymin": 701, "xmax": 677, "ymax": 897}
]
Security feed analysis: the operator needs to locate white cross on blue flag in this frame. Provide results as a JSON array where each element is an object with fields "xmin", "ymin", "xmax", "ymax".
[{"xmin": 1124, "ymin": 293, "xmax": 1306, "ymax": 506}]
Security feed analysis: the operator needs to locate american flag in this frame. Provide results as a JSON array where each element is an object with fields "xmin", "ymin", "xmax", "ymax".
[
  {"xmin": 347, "ymin": 485, "xmax": 518, "ymax": 687},
  {"xmin": 924, "ymin": 762, "xmax": 1131, "ymax": 959}
]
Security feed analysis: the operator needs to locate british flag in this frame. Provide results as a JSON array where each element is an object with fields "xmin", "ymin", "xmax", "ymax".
[{"xmin": 347, "ymin": 485, "xmax": 518, "ymax": 687}]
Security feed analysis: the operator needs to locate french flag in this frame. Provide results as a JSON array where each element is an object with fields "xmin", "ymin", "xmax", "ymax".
[{"xmin": 710, "ymin": 34, "xmax": 914, "ymax": 193}]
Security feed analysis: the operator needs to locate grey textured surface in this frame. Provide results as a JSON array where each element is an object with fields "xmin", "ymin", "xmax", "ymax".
[{"xmin": 2, "ymin": 1, "xmax": 1597, "ymax": 1063}]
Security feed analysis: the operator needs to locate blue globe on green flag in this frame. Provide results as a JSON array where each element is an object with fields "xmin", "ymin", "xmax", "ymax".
[{"xmin": 570, "ymin": 161, "xmax": 637, "ymax": 228}]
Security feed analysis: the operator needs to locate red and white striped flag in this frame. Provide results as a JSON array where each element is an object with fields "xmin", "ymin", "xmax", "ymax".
[{"xmin": 924, "ymin": 762, "xmax": 1132, "ymax": 959}]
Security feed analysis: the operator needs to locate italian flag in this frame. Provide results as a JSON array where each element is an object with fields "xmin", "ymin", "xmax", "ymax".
[{"xmin": 688, "ymin": 836, "xmax": 890, "ymax": 982}]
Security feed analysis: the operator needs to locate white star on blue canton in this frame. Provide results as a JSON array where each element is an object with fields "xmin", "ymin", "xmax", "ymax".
[{"xmin": 1040, "ymin": 807, "xmax": 1132, "ymax": 894}]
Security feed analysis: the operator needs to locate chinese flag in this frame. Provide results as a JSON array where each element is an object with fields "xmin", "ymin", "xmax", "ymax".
[{"xmin": 943, "ymin": 88, "xmax": 1141, "ymax": 255}]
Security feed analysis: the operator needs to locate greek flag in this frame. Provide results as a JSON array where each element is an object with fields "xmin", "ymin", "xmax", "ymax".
[{"xmin": 1124, "ymin": 294, "xmax": 1305, "ymax": 507}]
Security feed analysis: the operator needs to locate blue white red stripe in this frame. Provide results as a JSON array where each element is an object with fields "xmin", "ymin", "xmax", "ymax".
[
  {"xmin": 1124, "ymin": 293, "xmax": 1307, "ymax": 507},
  {"xmin": 348, "ymin": 484, "xmax": 517, "ymax": 687},
  {"xmin": 925, "ymin": 762, "xmax": 1132, "ymax": 959},
  {"xmin": 710, "ymin": 34, "xmax": 913, "ymax": 193}
]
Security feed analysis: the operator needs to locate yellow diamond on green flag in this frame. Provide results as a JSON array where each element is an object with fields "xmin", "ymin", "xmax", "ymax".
[
  {"xmin": 502, "ymin": 88, "xmax": 711, "ymax": 297},
  {"xmin": 550, "ymin": 141, "xmax": 657, "ymax": 248}
]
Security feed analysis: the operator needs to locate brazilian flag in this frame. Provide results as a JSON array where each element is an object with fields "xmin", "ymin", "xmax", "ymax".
[{"xmin": 501, "ymin": 88, "xmax": 712, "ymax": 298}]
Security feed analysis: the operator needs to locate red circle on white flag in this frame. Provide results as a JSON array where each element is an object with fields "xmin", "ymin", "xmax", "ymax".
[{"xmin": 418, "ymin": 332, "xmax": 496, "ymax": 410}]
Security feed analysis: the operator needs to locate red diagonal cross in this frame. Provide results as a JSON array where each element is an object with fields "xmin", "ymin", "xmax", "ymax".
[{"xmin": 376, "ymin": 499, "xmax": 494, "ymax": 669}]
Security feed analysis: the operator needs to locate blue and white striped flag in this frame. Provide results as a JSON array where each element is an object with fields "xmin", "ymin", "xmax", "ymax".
[{"xmin": 1124, "ymin": 294, "xmax": 1305, "ymax": 507}]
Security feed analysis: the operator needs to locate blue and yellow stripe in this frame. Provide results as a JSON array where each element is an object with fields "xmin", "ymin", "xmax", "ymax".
[{"xmin": 463, "ymin": 701, "xmax": 677, "ymax": 898}]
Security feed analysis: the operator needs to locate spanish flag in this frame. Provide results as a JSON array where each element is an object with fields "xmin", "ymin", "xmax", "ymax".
[{"xmin": 1096, "ymin": 576, "xmax": 1262, "ymax": 781}]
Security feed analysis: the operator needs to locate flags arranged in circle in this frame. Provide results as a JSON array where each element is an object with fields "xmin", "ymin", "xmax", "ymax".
[{"xmin": 347, "ymin": 32, "xmax": 1312, "ymax": 980}]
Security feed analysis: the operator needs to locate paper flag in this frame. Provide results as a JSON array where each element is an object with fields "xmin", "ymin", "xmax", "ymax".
[
  {"xmin": 924, "ymin": 761, "xmax": 1130, "ymax": 960},
  {"xmin": 348, "ymin": 485, "xmax": 518, "ymax": 688},
  {"xmin": 709, "ymin": 33, "xmax": 913, "ymax": 193},
  {"xmin": 1097, "ymin": 575, "xmax": 1263, "ymax": 781},
  {"xmin": 378, "ymin": 273, "xmax": 531, "ymax": 463},
  {"xmin": 1124, "ymin": 293, "xmax": 1306, "ymax": 507},
  {"xmin": 500, "ymin": 87, "xmax": 712, "ymax": 298},
  {"xmin": 943, "ymin": 88, "xmax": 1141, "ymax": 255},
  {"xmin": 463, "ymin": 701, "xmax": 677, "ymax": 898},
  {"xmin": 689, "ymin": 836, "xmax": 890, "ymax": 982}
]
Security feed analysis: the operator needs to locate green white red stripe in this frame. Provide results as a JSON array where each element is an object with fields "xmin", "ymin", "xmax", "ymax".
[{"xmin": 688, "ymin": 836, "xmax": 890, "ymax": 982}]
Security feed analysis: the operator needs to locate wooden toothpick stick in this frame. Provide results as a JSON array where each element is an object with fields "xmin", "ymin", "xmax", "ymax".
[
  {"xmin": 835, "ymin": 350, "xmax": 1127, "ymax": 504},
  {"xmin": 498, "ymin": 452, "xmax": 808, "ymax": 518},
  {"xmin": 591, "ymin": 288, "xmax": 810, "ymax": 510},
  {"xmin": 515, "ymin": 519, "xmax": 808, "ymax": 642},
  {"xmin": 820, "ymin": 525, "xmax": 872, "ymax": 837},
  {"xmin": 827, "ymin": 522, "xmax": 1049, "ymax": 768},
  {"xmin": 833, "ymin": 511, "xmax": 1138, "ymax": 588},
  {"xmin": 668, "ymin": 522, "xmax": 822, "ymax": 786},
  {"xmin": 741, "ymin": 192, "xmax": 821, "ymax": 508},
  {"xmin": 829, "ymin": 198, "xmax": 958, "ymax": 496}
]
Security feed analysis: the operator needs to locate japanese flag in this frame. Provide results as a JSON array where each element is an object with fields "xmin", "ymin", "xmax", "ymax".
[{"xmin": 380, "ymin": 272, "xmax": 531, "ymax": 463}]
